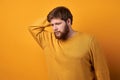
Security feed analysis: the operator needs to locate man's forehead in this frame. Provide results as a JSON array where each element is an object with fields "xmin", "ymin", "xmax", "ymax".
[{"xmin": 50, "ymin": 18, "xmax": 64, "ymax": 23}]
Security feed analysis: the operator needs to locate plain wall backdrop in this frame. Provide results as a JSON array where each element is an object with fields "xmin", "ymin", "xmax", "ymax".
[{"xmin": 0, "ymin": 0, "xmax": 120, "ymax": 80}]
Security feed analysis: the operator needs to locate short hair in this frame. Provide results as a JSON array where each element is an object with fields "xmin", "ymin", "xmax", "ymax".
[{"xmin": 47, "ymin": 6, "xmax": 73, "ymax": 24}]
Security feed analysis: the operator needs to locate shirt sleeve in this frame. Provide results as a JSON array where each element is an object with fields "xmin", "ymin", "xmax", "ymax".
[
  {"xmin": 89, "ymin": 36, "xmax": 110, "ymax": 80},
  {"xmin": 28, "ymin": 17, "xmax": 51, "ymax": 49}
]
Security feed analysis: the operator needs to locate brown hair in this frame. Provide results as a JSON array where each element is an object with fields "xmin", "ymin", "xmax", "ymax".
[{"xmin": 47, "ymin": 6, "xmax": 73, "ymax": 24}]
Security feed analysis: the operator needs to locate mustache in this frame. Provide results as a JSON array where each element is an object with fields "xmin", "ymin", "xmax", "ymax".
[{"xmin": 54, "ymin": 31, "xmax": 61, "ymax": 33}]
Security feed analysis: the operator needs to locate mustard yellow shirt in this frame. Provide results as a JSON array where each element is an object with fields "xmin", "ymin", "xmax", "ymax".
[{"xmin": 28, "ymin": 18, "xmax": 110, "ymax": 80}]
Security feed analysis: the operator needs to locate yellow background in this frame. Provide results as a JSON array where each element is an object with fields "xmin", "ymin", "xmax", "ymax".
[{"xmin": 0, "ymin": 0, "xmax": 120, "ymax": 80}]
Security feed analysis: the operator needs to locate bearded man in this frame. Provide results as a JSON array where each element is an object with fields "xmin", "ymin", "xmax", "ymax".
[{"xmin": 28, "ymin": 6, "xmax": 110, "ymax": 80}]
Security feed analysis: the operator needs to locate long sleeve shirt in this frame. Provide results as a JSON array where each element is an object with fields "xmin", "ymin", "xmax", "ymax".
[{"xmin": 28, "ymin": 17, "xmax": 110, "ymax": 80}]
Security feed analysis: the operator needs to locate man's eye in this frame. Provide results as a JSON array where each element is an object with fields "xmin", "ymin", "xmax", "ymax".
[
  {"xmin": 51, "ymin": 22, "xmax": 62, "ymax": 26},
  {"xmin": 56, "ymin": 23, "xmax": 61, "ymax": 25}
]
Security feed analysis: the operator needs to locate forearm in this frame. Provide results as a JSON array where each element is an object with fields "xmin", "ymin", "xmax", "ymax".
[{"xmin": 28, "ymin": 17, "xmax": 51, "ymax": 36}]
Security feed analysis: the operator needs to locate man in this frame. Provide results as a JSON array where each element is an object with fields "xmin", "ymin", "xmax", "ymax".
[{"xmin": 29, "ymin": 6, "xmax": 110, "ymax": 80}]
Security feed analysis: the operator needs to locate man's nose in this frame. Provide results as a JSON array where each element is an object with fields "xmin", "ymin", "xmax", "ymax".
[{"xmin": 53, "ymin": 26, "xmax": 58, "ymax": 31}]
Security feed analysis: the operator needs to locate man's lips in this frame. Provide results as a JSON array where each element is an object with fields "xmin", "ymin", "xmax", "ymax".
[{"xmin": 54, "ymin": 31, "xmax": 60, "ymax": 35}]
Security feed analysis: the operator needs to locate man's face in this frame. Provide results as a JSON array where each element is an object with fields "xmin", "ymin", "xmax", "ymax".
[{"xmin": 50, "ymin": 18, "xmax": 69, "ymax": 40}]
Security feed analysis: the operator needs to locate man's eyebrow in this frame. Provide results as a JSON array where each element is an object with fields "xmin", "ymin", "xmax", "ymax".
[
  {"xmin": 51, "ymin": 22, "xmax": 62, "ymax": 26},
  {"xmin": 55, "ymin": 22, "xmax": 62, "ymax": 24},
  {"xmin": 50, "ymin": 24, "xmax": 54, "ymax": 26}
]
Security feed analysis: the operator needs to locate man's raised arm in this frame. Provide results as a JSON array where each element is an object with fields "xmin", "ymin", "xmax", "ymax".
[
  {"xmin": 28, "ymin": 17, "xmax": 51, "ymax": 48},
  {"xmin": 28, "ymin": 17, "xmax": 51, "ymax": 36}
]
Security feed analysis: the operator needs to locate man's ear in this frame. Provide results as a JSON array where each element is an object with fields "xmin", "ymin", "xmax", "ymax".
[{"xmin": 66, "ymin": 18, "xmax": 71, "ymax": 25}]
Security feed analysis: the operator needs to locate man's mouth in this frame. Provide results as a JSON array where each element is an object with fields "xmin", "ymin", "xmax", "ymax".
[{"xmin": 55, "ymin": 31, "xmax": 60, "ymax": 35}]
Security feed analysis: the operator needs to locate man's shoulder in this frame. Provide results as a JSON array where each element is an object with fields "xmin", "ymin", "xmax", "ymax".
[{"xmin": 77, "ymin": 32, "xmax": 94, "ymax": 39}]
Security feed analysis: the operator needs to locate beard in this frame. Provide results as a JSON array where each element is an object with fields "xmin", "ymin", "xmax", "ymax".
[{"xmin": 54, "ymin": 24, "xmax": 69, "ymax": 40}]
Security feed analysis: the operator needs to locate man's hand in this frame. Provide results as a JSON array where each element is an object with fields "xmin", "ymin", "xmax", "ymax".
[{"xmin": 29, "ymin": 17, "xmax": 51, "ymax": 27}]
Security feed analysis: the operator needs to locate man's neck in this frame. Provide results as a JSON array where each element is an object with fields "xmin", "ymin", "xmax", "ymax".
[{"xmin": 67, "ymin": 29, "xmax": 76, "ymax": 39}]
